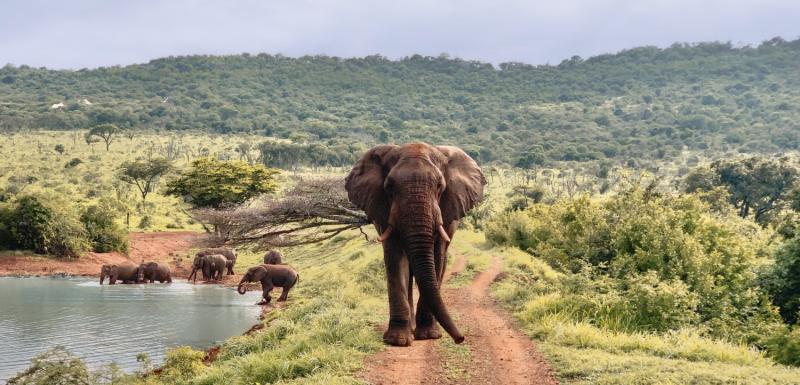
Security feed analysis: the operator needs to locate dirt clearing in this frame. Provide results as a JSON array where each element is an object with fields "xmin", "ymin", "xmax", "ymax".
[{"xmin": 0, "ymin": 231, "xmax": 205, "ymax": 278}]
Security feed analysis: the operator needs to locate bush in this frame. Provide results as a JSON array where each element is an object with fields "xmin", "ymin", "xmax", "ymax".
[
  {"xmin": 763, "ymin": 327, "xmax": 800, "ymax": 366},
  {"xmin": 762, "ymin": 236, "xmax": 800, "ymax": 324},
  {"xmin": 64, "ymin": 158, "xmax": 82, "ymax": 169},
  {"xmin": 80, "ymin": 203, "xmax": 128, "ymax": 253},
  {"xmin": 8, "ymin": 346, "xmax": 90, "ymax": 385},
  {"xmin": 8, "ymin": 196, "xmax": 89, "ymax": 258},
  {"xmin": 487, "ymin": 188, "xmax": 778, "ymax": 340}
]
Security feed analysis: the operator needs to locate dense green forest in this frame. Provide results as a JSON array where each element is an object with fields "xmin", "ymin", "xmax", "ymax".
[{"xmin": 2, "ymin": 38, "xmax": 800, "ymax": 167}]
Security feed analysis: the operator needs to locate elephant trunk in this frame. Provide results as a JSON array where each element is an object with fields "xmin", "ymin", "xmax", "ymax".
[
  {"xmin": 237, "ymin": 278, "xmax": 248, "ymax": 294},
  {"xmin": 405, "ymin": 204, "xmax": 464, "ymax": 344},
  {"xmin": 99, "ymin": 271, "xmax": 105, "ymax": 285},
  {"xmin": 188, "ymin": 266, "xmax": 197, "ymax": 283}
]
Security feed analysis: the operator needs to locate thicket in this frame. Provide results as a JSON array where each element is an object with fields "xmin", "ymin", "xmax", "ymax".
[
  {"xmin": 486, "ymin": 185, "xmax": 800, "ymax": 365},
  {"xmin": 0, "ymin": 195, "xmax": 128, "ymax": 257}
]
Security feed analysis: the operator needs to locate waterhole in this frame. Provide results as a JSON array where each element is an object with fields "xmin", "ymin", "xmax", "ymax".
[{"xmin": 0, "ymin": 277, "xmax": 262, "ymax": 383}]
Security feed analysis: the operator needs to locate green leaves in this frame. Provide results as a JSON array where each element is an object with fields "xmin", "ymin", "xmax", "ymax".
[{"xmin": 165, "ymin": 158, "xmax": 278, "ymax": 209}]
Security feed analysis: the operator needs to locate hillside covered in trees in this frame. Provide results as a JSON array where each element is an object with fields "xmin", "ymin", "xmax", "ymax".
[{"xmin": 1, "ymin": 38, "xmax": 799, "ymax": 167}]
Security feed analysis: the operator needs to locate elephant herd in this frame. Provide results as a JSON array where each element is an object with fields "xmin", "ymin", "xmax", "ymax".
[{"xmin": 98, "ymin": 248, "xmax": 299, "ymax": 304}]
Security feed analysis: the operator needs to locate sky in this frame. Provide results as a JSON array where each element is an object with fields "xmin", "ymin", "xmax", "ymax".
[{"xmin": 1, "ymin": 0, "xmax": 799, "ymax": 69}]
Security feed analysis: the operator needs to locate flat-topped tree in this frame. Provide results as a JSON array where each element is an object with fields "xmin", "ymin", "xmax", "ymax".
[
  {"xmin": 88, "ymin": 124, "xmax": 120, "ymax": 151},
  {"xmin": 117, "ymin": 158, "xmax": 172, "ymax": 203},
  {"xmin": 165, "ymin": 158, "xmax": 279, "ymax": 209}
]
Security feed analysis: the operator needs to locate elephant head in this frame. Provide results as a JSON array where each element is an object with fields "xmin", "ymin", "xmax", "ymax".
[
  {"xmin": 188, "ymin": 254, "xmax": 205, "ymax": 283},
  {"xmin": 100, "ymin": 264, "xmax": 115, "ymax": 285},
  {"xmin": 237, "ymin": 265, "xmax": 268, "ymax": 294},
  {"xmin": 345, "ymin": 143, "xmax": 485, "ymax": 344}
]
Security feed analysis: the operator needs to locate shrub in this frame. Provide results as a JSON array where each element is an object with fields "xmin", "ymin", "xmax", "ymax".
[
  {"xmin": 8, "ymin": 346, "xmax": 90, "ymax": 385},
  {"xmin": 8, "ymin": 196, "xmax": 89, "ymax": 258},
  {"xmin": 80, "ymin": 203, "xmax": 129, "ymax": 253},
  {"xmin": 762, "ymin": 236, "xmax": 800, "ymax": 324},
  {"xmin": 763, "ymin": 326, "xmax": 800, "ymax": 366},
  {"xmin": 64, "ymin": 158, "xmax": 82, "ymax": 169}
]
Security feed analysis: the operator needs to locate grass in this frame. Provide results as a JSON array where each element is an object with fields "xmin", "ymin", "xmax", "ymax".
[
  {"xmin": 486, "ymin": 240, "xmax": 800, "ymax": 385},
  {"xmin": 126, "ymin": 230, "xmax": 388, "ymax": 385}
]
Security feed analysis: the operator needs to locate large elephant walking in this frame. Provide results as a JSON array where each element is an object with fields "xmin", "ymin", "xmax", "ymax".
[
  {"xmin": 345, "ymin": 143, "xmax": 485, "ymax": 346},
  {"xmin": 100, "ymin": 263, "xmax": 139, "ymax": 285}
]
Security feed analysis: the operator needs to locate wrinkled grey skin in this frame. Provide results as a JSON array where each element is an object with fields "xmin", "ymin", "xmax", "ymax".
[
  {"xmin": 345, "ymin": 143, "xmax": 485, "ymax": 346},
  {"xmin": 263, "ymin": 250, "xmax": 283, "ymax": 265},
  {"xmin": 100, "ymin": 263, "xmax": 139, "ymax": 285},
  {"xmin": 196, "ymin": 247, "xmax": 237, "ymax": 275},
  {"xmin": 137, "ymin": 262, "xmax": 172, "ymax": 283},
  {"xmin": 237, "ymin": 264, "xmax": 299, "ymax": 304},
  {"xmin": 188, "ymin": 254, "xmax": 227, "ymax": 283}
]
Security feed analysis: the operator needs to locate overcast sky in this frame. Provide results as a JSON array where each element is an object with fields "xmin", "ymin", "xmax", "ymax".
[{"xmin": 1, "ymin": 0, "xmax": 798, "ymax": 69}]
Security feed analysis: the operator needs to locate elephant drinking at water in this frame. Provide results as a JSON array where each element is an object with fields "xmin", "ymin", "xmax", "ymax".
[
  {"xmin": 195, "ymin": 247, "xmax": 237, "ymax": 275},
  {"xmin": 188, "ymin": 254, "xmax": 226, "ymax": 283},
  {"xmin": 100, "ymin": 263, "xmax": 139, "ymax": 285},
  {"xmin": 237, "ymin": 265, "xmax": 299, "ymax": 304},
  {"xmin": 345, "ymin": 143, "xmax": 485, "ymax": 346},
  {"xmin": 137, "ymin": 262, "xmax": 172, "ymax": 283}
]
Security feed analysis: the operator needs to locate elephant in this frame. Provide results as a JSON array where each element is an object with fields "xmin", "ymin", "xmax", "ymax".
[
  {"xmin": 263, "ymin": 250, "xmax": 283, "ymax": 265},
  {"xmin": 345, "ymin": 143, "xmax": 485, "ymax": 346},
  {"xmin": 137, "ymin": 262, "xmax": 172, "ymax": 283},
  {"xmin": 188, "ymin": 254, "xmax": 227, "ymax": 283},
  {"xmin": 100, "ymin": 263, "xmax": 140, "ymax": 285},
  {"xmin": 237, "ymin": 264, "xmax": 299, "ymax": 304},
  {"xmin": 196, "ymin": 247, "xmax": 237, "ymax": 275}
]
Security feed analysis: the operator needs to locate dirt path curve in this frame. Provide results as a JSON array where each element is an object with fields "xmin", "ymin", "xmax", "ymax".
[
  {"xmin": 359, "ymin": 254, "xmax": 558, "ymax": 385},
  {"xmin": 443, "ymin": 255, "xmax": 558, "ymax": 385}
]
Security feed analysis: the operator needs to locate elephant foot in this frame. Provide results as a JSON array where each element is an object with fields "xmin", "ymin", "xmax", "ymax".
[
  {"xmin": 383, "ymin": 326, "xmax": 414, "ymax": 346},
  {"xmin": 414, "ymin": 325, "xmax": 442, "ymax": 340}
]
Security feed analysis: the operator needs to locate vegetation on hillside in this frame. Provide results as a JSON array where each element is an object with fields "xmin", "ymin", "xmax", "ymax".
[{"xmin": 2, "ymin": 38, "xmax": 800, "ymax": 167}]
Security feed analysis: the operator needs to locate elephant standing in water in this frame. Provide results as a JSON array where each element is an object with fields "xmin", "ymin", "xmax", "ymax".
[
  {"xmin": 188, "ymin": 254, "xmax": 227, "ymax": 283},
  {"xmin": 137, "ymin": 262, "xmax": 172, "ymax": 283},
  {"xmin": 100, "ymin": 263, "xmax": 139, "ymax": 285},
  {"xmin": 345, "ymin": 143, "xmax": 485, "ymax": 346},
  {"xmin": 196, "ymin": 247, "xmax": 237, "ymax": 275},
  {"xmin": 263, "ymin": 250, "xmax": 283, "ymax": 265},
  {"xmin": 237, "ymin": 264, "xmax": 299, "ymax": 304}
]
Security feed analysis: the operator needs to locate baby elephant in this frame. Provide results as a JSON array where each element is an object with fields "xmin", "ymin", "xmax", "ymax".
[
  {"xmin": 263, "ymin": 250, "xmax": 283, "ymax": 265},
  {"xmin": 100, "ymin": 263, "xmax": 139, "ymax": 285},
  {"xmin": 237, "ymin": 265, "xmax": 299, "ymax": 304},
  {"xmin": 137, "ymin": 262, "xmax": 172, "ymax": 283}
]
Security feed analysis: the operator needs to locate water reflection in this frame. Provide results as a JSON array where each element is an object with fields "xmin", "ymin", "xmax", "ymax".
[{"xmin": 0, "ymin": 277, "xmax": 262, "ymax": 383}]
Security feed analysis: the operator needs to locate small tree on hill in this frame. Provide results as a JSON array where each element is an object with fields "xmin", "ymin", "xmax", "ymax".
[
  {"xmin": 117, "ymin": 158, "xmax": 172, "ymax": 203},
  {"xmin": 88, "ymin": 124, "xmax": 120, "ymax": 151},
  {"xmin": 54, "ymin": 144, "xmax": 65, "ymax": 155},
  {"xmin": 166, "ymin": 158, "xmax": 279, "ymax": 208},
  {"xmin": 83, "ymin": 132, "xmax": 100, "ymax": 153}
]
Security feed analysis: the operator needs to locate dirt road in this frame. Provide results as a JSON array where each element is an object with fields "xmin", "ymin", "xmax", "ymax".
[
  {"xmin": 0, "ymin": 231, "xmax": 205, "ymax": 277},
  {"xmin": 359, "ymin": 254, "xmax": 557, "ymax": 385}
]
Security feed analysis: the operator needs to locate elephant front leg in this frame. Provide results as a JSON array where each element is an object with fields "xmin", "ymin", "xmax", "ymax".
[
  {"xmin": 383, "ymin": 241, "xmax": 414, "ymax": 346},
  {"xmin": 257, "ymin": 284, "xmax": 274, "ymax": 305}
]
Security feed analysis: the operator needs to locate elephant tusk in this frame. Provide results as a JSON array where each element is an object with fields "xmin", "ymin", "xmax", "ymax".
[
  {"xmin": 438, "ymin": 225, "xmax": 451, "ymax": 243},
  {"xmin": 378, "ymin": 226, "xmax": 393, "ymax": 242}
]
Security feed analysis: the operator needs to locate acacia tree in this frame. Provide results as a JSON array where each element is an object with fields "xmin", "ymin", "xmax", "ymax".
[
  {"xmin": 89, "ymin": 124, "xmax": 120, "ymax": 151},
  {"xmin": 685, "ymin": 156, "xmax": 799, "ymax": 224},
  {"xmin": 117, "ymin": 158, "xmax": 172, "ymax": 203},
  {"xmin": 165, "ymin": 158, "xmax": 279, "ymax": 209}
]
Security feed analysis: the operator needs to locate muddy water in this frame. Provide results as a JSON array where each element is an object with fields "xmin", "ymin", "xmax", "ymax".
[{"xmin": 0, "ymin": 277, "xmax": 262, "ymax": 383}]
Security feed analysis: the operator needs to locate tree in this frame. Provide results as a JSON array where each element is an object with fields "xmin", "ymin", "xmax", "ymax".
[
  {"xmin": 685, "ymin": 157, "xmax": 799, "ymax": 224},
  {"xmin": 165, "ymin": 158, "xmax": 278, "ymax": 208},
  {"xmin": 117, "ymin": 158, "xmax": 172, "ymax": 203},
  {"xmin": 54, "ymin": 144, "xmax": 65, "ymax": 155},
  {"xmin": 88, "ymin": 124, "xmax": 120, "ymax": 151}
]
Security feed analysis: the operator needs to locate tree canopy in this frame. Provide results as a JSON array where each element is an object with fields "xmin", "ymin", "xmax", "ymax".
[{"xmin": 165, "ymin": 158, "xmax": 278, "ymax": 208}]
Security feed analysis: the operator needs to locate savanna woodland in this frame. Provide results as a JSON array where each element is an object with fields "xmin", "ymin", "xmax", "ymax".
[{"xmin": 3, "ymin": 38, "xmax": 800, "ymax": 385}]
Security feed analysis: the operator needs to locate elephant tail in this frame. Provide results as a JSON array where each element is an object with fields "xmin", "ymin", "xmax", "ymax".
[{"xmin": 292, "ymin": 274, "xmax": 300, "ymax": 289}]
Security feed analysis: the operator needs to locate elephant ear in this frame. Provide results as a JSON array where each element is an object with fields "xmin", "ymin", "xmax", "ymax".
[
  {"xmin": 345, "ymin": 145, "xmax": 400, "ymax": 228},
  {"xmin": 252, "ymin": 266, "xmax": 269, "ymax": 282},
  {"xmin": 436, "ymin": 146, "xmax": 487, "ymax": 225}
]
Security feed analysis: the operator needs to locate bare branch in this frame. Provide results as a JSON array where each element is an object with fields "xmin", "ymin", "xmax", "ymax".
[{"xmin": 189, "ymin": 177, "xmax": 371, "ymax": 249}]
